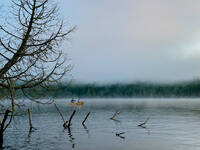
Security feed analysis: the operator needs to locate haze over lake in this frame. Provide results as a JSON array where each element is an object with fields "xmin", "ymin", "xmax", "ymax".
[
  {"xmin": 61, "ymin": 0, "xmax": 200, "ymax": 83},
  {"xmin": 5, "ymin": 98, "xmax": 200, "ymax": 150},
  {"xmin": 1, "ymin": 1, "xmax": 200, "ymax": 150}
]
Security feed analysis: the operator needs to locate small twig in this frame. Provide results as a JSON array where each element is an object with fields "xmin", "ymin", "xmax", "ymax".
[
  {"xmin": 110, "ymin": 111, "xmax": 120, "ymax": 120},
  {"xmin": 116, "ymin": 132, "xmax": 125, "ymax": 136},
  {"xmin": 54, "ymin": 104, "xmax": 76, "ymax": 128},
  {"xmin": 54, "ymin": 103, "xmax": 69, "ymax": 127},
  {"xmin": 116, "ymin": 132, "xmax": 125, "ymax": 139},
  {"xmin": 82, "ymin": 112, "xmax": 90, "ymax": 125},
  {"xmin": 138, "ymin": 117, "xmax": 150, "ymax": 128}
]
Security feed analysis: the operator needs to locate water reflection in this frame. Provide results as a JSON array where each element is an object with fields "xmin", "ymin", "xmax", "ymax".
[
  {"xmin": 110, "ymin": 118, "xmax": 120, "ymax": 122},
  {"xmin": 138, "ymin": 125, "xmax": 151, "ymax": 135},
  {"xmin": 65, "ymin": 127, "xmax": 75, "ymax": 149},
  {"xmin": 82, "ymin": 124, "xmax": 90, "ymax": 138},
  {"xmin": 4, "ymin": 98, "xmax": 200, "ymax": 150}
]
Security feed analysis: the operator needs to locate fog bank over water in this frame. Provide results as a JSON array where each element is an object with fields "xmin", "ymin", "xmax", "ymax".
[
  {"xmin": 5, "ymin": 98, "xmax": 200, "ymax": 150},
  {"xmin": 60, "ymin": 0, "xmax": 200, "ymax": 83}
]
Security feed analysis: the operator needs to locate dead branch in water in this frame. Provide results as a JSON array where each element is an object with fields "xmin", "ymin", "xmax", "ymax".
[
  {"xmin": 110, "ymin": 111, "xmax": 121, "ymax": 122},
  {"xmin": 138, "ymin": 117, "xmax": 150, "ymax": 128},
  {"xmin": 54, "ymin": 103, "xmax": 76, "ymax": 128},
  {"xmin": 28, "ymin": 109, "xmax": 37, "ymax": 133},
  {"xmin": 54, "ymin": 103, "xmax": 66, "ymax": 123},
  {"xmin": 67, "ymin": 110, "xmax": 76, "ymax": 128},
  {"xmin": 116, "ymin": 132, "xmax": 125, "ymax": 139},
  {"xmin": 110, "ymin": 111, "xmax": 120, "ymax": 120},
  {"xmin": 82, "ymin": 112, "xmax": 90, "ymax": 125},
  {"xmin": 54, "ymin": 103, "xmax": 68, "ymax": 127}
]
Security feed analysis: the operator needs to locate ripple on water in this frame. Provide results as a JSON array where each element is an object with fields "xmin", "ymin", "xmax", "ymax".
[{"xmin": 3, "ymin": 98, "xmax": 200, "ymax": 150}]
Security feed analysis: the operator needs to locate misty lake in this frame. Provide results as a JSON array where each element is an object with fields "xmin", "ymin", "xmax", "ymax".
[{"xmin": 4, "ymin": 98, "xmax": 200, "ymax": 150}]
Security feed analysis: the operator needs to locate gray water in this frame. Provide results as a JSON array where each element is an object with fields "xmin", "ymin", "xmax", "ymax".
[{"xmin": 4, "ymin": 98, "xmax": 200, "ymax": 150}]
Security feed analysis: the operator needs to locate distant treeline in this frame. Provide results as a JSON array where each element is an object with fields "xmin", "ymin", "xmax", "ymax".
[{"xmin": 1, "ymin": 80, "xmax": 200, "ymax": 98}]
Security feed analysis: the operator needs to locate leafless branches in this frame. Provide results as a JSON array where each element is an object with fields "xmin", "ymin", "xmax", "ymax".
[
  {"xmin": 54, "ymin": 103, "xmax": 76, "ymax": 128},
  {"xmin": 0, "ymin": 0, "xmax": 74, "ymax": 147},
  {"xmin": 0, "ymin": 0, "xmax": 75, "ymax": 103}
]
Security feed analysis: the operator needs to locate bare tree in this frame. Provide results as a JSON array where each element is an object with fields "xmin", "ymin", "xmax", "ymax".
[
  {"xmin": 0, "ymin": 0, "xmax": 75, "ymax": 147},
  {"xmin": 0, "ymin": 0, "xmax": 74, "ymax": 100}
]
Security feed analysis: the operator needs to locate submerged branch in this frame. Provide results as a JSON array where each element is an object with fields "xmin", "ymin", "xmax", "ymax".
[
  {"xmin": 138, "ymin": 117, "xmax": 150, "ymax": 128},
  {"xmin": 110, "ymin": 111, "xmax": 120, "ymax": 119},
  {"xmin": 82, "ymin": 112, "xmax": 90, "ymax": 125},
  {"xmin": 28, "ymin": 108, "xmax": 37, "ymax": 133},
  {"xmin": 67, "ymin": 110, "xmax": 76, "ymax": 128},
  {"xmin": 54, "ymin": 103, "xmax": 65, "ymax": 122}
]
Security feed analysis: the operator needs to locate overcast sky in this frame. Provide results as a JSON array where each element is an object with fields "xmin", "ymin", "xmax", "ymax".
[
  {"xmin": 3, "ymin": 0, "xmax": 200, "ymax": 83},
  {"xmin": 60, "ymin": 0, "xmax": 200, "ymax": 83}
]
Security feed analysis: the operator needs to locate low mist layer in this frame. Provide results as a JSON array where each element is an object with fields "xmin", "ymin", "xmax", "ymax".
[{"xmin": 1, "ymin": 80, "xmax": 200, "ymax": 98}]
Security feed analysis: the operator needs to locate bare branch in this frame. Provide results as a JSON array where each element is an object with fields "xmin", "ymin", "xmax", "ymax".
[{"xmin": 0, "ymin": 0, "xmax": 74, "ymax": 110}]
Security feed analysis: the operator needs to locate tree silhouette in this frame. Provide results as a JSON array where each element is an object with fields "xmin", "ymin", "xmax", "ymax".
[
  {"xmin": 0, "ymin": 0, "xmax": 75, "ymax": 100},
  {"xmin": 0, "ymin": 0, "xmax": 75, "ymax": 147}
]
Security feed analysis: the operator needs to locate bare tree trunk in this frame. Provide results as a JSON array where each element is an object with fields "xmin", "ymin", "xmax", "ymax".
[{"xmin": 0, "ymin": 110, "xmax": 11, "ymax": 149}]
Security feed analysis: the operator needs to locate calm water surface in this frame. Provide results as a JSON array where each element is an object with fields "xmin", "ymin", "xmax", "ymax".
[{"xmin": 4, "ymin": 98, "xmax": 200, "ymax": 150}]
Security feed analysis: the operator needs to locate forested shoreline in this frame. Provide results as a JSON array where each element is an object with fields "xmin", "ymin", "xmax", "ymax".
[{"xmin": 1, "ymin": 80, "xmax": 200, "ymax": 98}]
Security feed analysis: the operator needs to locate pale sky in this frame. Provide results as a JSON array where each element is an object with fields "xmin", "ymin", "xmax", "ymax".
[
  {"xmin": 60, "ymin": 0, "xmax": 200, "ymax": 83},
  {"xmin": 3, "ymin": 0, "xmax": 200, "ymax": 83}
]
